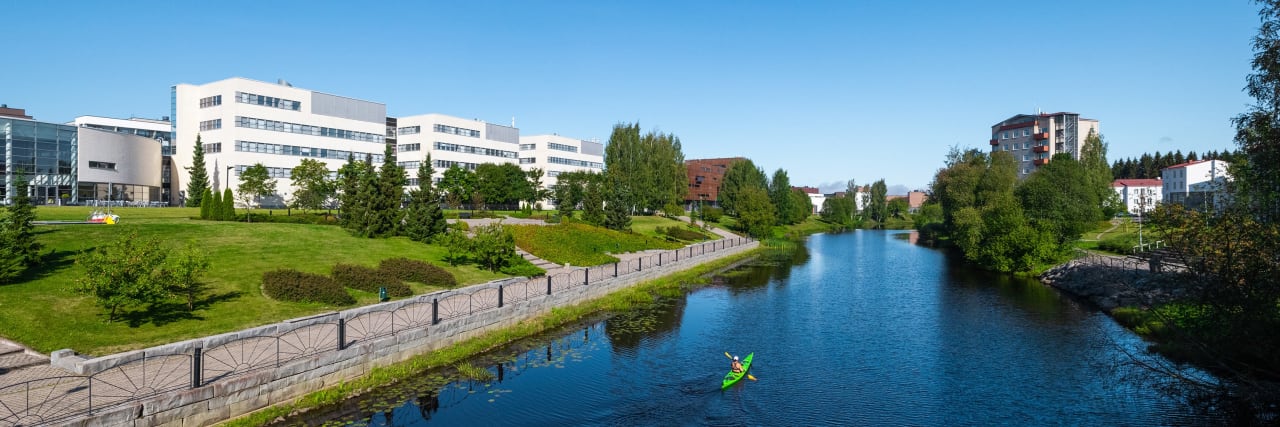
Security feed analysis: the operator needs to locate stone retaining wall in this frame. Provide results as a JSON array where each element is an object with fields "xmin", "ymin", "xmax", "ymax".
[{"xmin": 48, "ymin": 239, "xmax": 757, "ymax": 427}]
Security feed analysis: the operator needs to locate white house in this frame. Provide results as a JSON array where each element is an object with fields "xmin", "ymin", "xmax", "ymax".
[
  {"xmin": 1111, "ymin": 178, "xmax": 1162, "ymax": 214},
  {"xmin": 1161, "ymin": 160, "xmax": 1231, "ymax": 209}
]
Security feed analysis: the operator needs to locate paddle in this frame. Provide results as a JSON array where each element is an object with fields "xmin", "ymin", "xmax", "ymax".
[{"xmin": 723, "ymin": 352, "xmax": 757, "ymax": 381}]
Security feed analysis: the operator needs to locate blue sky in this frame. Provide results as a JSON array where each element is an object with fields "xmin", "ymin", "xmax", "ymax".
[{"xmin": 4, "ymin": 1, "xmax": 1261, "ymax": 192}]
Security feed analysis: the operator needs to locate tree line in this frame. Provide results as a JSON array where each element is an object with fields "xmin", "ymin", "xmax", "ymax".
[{"xmin": 1110, "ymin": 148, "xmax": 1245, "ymax": 179}]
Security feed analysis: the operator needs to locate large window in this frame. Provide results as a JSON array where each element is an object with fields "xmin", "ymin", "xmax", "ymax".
[
  {"xmin": 235, "ymin": 140, "xmax": 384, "ymax": 163},
  {"xmin": 398, "ymin": 126, "xmax": 421, "ymax": 135},
  {"xmin": 204, "ymin": 142, "xmax": 222, "ymax": 153},
  {"xmin": 519, "ymin": 157, "xmax": 536, "ymax": 164},
  {"xmin": 434, "ymin": 159, "xmax": 479, "ymax": 170},
  {"xmin": 235, "ymin": 116, "xmax": 384, "ymax": 143},
  {"xmin": 432, "ymin": 141, "xmax": 516, "ymax": 159},
  {"xmin": 199, "ymin": 95, "xmax": 222, "ymax": 108},
  {"xmin": 398, "ymin": 143, "xmax": 421, "ymax": 152},
  {"xmin": 433, "ymin": 124, "xmax": 480, "ymax": 138},
  {"xmin": 519, "ymin": 143, "xmax": 536, "ymax": 150},
  {"xmin": 398, "ymin": 161, "xmax": 421, "ymax": 169},
  {"xmin": 199, "ymin": 119, "xmax": 222, "ymax": 131},
  {"xmin": 548, "ymin": 157, "xmax": 603, "ymax": 169},
  {"xmin": 235, "ymin": 91, "xmax": 301, "ymax": 111},
  {"xmin": 88, "ymin": 161, "xmax": 117, "ymax": 170},
  {"xmin": 233, "ymin": 164, "xmax": 293, "ymax": 179},
  {"xmin": 548, "ymin": 142, "xmax": 577, "ymax": 153}
]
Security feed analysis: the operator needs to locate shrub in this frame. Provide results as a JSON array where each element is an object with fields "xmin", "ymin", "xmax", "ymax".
[
  {"xmin": 500, "ymin": 255, "xmax": 546, "ymax": 277},
  {"xmin": 1097, "ymin": 233, "xmax": 1140, "ymax": 254},
  {"xmin": 450, "ymin": 220, "xmax": 470, "ymax": 232},
  {"xmin": 661, "ymin": 225, "xmax": 710, "ymax": 241},
  {"xmin": 379, "ymin": 257, "xmax": 458, "ymax": 288},
  {"xmin": 332, "ymin": 263, "xmax": 411, "ymax": 297},
  {"xmin": 262, "ymin": 269, "xmax": 354, "ymax": 305},
  {"xmin": 701, "ymin": 206, "xmax": 723, "ymax": 222}
]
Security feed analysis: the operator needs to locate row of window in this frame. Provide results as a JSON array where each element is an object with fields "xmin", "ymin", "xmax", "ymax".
[
  {"xmin": 234, "ymin": 164, "xmax": 293, "ymax": 179},
  {"xmin": 204, "ymin": 142, "xmax": 222, "ymax": 153},
  {"xmin": 433, "ymin": 141, "xmax": 517, "ymax": 159},
  {"xmin": 398, "ymin": 143, "xmax": 421, "ymax": 152},
  {"xmin": 996, "ymin": 141, "xmax": 1042, "ymax": 151},
  {"xmin": 548, "ymin": 157, "xmax": 603, "ymax": 169},
  {"xmin": 199, "ymin": 95, "xmax": 222, "ymax": 108},
  {"xmin": 548, "ymin": 142, "xmax": 577, "ymax": 153},
  {"xmin": 199, "ymin": 119, "xmax": 222, "ymax": 131},
  {"xmin": 235, "ymin": 116, "xmax": 385, "ymax": 143},
  {"xmin": 236, "ymin": 91, "xmax": 302, "ymax": 111},
  {"xmin": 519, "ymin": 157, "xmax": 535, "ymax": 164},
  {"xmin": 235, "ymin": 140, "xmax": 385, "ymax": 163},
  {"xmin": 519, "ymin": 143, "xmax": 536, "ymax": 150},
  {"xmin": 397, "ymin": 161, "xmax": 421, "ymax": 169},
  {"xmin": 434, "ymin": 124, "xmax": 480, "ymax": 138},
  {"xmin": 88, "ymin": 161, "xmax": 117, "ymax": 171},
  {"xmin": 996, "ymin": 128, "xmax": 1034, "ymax": 140},
  {"xmin": 434, "ymin": 159, "xmax": 479, "ymax": 170},
  {"xmin": 398, "ymin": 126, "xmax": 421, "ymax": 135}
]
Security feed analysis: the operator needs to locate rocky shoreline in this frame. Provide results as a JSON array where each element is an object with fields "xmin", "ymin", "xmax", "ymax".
[{"xmin": 1039, "ymin": 254, "xmax": 1199, "ymax": 312}]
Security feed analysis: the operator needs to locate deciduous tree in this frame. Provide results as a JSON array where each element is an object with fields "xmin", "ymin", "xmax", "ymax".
[
  {"xmin": 290, "ymin": 158, "xmax": 333, "ymax": 213},
  {"xmin": 74, "ymin": 231, "xmax": 171, "ymax": 322},
  {"xmin": 237, "ymin": 163, "xmax": 277, "ymax": 222}
]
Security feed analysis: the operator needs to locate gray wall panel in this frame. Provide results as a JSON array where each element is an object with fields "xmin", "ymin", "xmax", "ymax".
[
  {"xmin": 310, "ymin": 92, "xmax": 386, "ymax": 124},
  {"xmin": 485, "ymin": 123, "xmax": 519, "ymax": 144},
  {"xmin": 581, "ymin": 140, "xmax": 604, "ymax": 156}
]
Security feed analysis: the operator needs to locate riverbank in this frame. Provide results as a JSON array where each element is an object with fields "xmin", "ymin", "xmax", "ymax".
[{"xmin": 1038, "ymin": 252, "xmax": 1197, "ymax": 313}]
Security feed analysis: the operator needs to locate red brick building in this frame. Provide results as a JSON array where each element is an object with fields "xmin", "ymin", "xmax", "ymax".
[{"xmin": 685, "ymin": 157, "xmax": 744, "ymax": 207}]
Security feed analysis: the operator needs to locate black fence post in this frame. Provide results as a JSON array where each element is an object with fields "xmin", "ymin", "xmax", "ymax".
[
  {"xmin": 676, "ymin": 249, "xmax": 679, "ymax": 262},
  {"xmin": 499, "ymin": 285, "xmax": 504, "ymax": 308},
  {"xmin": 337, "ymin": 318, "xmax": 346, "ymax": 350},
  {"xmin": 658, "ymin": 253, "xmax": 663, "ymax": 266},
  {"xmin": 614, "ymin": 262, "xmax": 618, "ymax": 277},
  {"xmin": 191, "ymin": 347, "xmax": 202, "ymax": 388},
  {"xmin": 584, "ymin": 269, "xmax": 589, "ymax": 286},
  {"xmin": 547, "ymin": 276, "xmax": 552, "ymax": 295},
  {"xmin": 432, "ymin": 298, "xmax": 439, "ymax": 325}
]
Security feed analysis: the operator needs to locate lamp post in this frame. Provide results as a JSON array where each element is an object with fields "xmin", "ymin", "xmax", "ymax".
[{"xmin": 226, "ymin": 166, "xmax": 234, "ymax": 192}]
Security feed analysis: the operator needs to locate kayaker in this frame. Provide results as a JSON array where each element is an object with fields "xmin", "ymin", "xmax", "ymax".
[{"xmin": 731, "ymin": 356, "xmax": 743, "ymax": 373}]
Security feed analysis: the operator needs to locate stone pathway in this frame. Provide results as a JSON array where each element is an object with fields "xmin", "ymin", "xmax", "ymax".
[{"xmin": 0, "ymin": 339, "xmax": 62, "ymax": 389}]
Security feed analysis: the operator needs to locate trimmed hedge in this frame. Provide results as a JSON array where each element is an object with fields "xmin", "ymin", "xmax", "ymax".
[
  {"xmin": 379, "ymin": 257, "xmax": 459, "ymax": 288},
  {"xmin": 332, "ymin": 263, "xmax": 412, "ymax": 297},
  {"xmin": 262, "ymin": 269, "xmax": 355, "ymax": 305},
  {"xmin": 661, "ymin": 225, "xmax": 710, "ymax": 242}
]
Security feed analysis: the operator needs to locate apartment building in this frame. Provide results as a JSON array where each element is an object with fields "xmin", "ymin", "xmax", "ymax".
[
  {"xmin": 989, "ymin": 112, "xmax": 1100, "ymax": 178},
  {"xmin": 172, "ymin": 77, "xmax": 389, "ymax": 207},
  {"xmin": 516, "ymin": 134, "xmax": 605, "ymax": 206},
  {"xmin": 684, "ymin": 157, "xmax": 745, "ymax": 209},
  {"xmin": 1111, "ymin": 178, "xmax": 1162, "ymax": 214},
  {"xmin": 1161, "ymin": 160, "xmax": 1231, "ymax": 208},
  {"xmin": 1, "ymin": 108, "xmax": 162, "ymax": 205}
]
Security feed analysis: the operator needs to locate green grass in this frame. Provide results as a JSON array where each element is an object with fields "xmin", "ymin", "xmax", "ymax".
[
  {"xmin": 2, "ymin": 206, "xmax": 508, "ymax": 355},
  {"xmin": 510, "ymin": 222, "xmax": 683, "ymax": 266}
]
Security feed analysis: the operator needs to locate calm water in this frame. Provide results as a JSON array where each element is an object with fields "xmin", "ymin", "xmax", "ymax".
[{"xmin": 296, "ymin": 231, "xmax": 1208, "ymax": 426}]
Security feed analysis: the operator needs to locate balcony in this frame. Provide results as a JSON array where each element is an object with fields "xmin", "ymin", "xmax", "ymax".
[
  {"xmin": 1033, "ymin": 158, "xmax": 1049, "ymax": 166},
  {"xmin": 1034, "ymin": 132, "xmax": 1049, "ymax": 140},
  {"xmin": 989, "ymin": 138, "xmax": 999, "ymax": 145},
  {"xmin": 1033, "ymin": 145, "xmax": 1049, "ymax": 153}
]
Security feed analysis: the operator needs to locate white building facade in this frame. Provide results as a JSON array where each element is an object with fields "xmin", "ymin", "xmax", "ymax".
[
  {"xmin": 1161, "ymin": 159, "xmax": 1231, "ymax": 208},
  {"xmin": 394, "ymin": 113, "xmax": 521, "ymax": 189},
  {"xmin": 990, "ymin": 112, "xmax": 1100, "ymax": 178},
  {"xmin": 71, "ymin": 115, "xmax": 176, "ymax": 204},
  {"xmin": 1111, "ymin": 178, "xmax": 1162, "ymax": 214},
  {"xmin": 171, "ymin": 77, "xmax": 388, "ymax": 207},
  {"xmin": 517, "ymin": 134, "xmax": 605, "ymax": 207}
]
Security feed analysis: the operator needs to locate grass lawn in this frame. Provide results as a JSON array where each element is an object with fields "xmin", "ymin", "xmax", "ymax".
[
  {"xmin": 628, "ymin": 215, "xmax": 714, "ymax": 241},
  {"xmin": 510, "ymin": 222, "xmax": 684, "ymax": 266},
  {"xmin": 2, "ymin": 206, "xmax": 508, "ymax": 356}
]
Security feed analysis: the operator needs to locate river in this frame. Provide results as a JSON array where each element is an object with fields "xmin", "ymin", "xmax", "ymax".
[{"xmin": 291, "ymin": 230, "xmax": 1209, "ymax": 426}]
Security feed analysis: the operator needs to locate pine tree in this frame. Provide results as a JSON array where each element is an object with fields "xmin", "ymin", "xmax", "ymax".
[
  {"xmin": 0, "ymin": 170, "xmax": 41, "ymax": 283},
  {"xmin": 336, "ymin": 154, "xmax": 364, "ymax": 231},
  {"xmin": 199, "ymin": 188, "xmax": 213, "ymax": 219},
  {"xmin": 369, "ymin": 144, "xmax": 405, "ymax": 237},
  {"xmin": 185, "ymin": 134, "xmax": 211, "ymax": 207},
  {"xmin": 401, "ymin": 156, "xmax": 446, "ymax": 243}
]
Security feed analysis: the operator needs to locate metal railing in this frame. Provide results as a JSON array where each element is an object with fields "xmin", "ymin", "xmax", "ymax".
[{"xmin": 0, "ymin": 236, "xmax": 754, "ymax": 426}]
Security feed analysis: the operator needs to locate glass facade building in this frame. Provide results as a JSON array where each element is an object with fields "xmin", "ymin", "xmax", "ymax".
[{"xmin": 1, "ymin": 118, "xmax": 77, "ymax": 204}]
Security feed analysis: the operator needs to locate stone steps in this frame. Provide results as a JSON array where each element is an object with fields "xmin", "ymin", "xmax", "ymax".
[
  {"xmin": 0, "ymin": 342, "xmax": 48, "ymax": 376},
  {"xmin": 517, "ymin": 248, "xmax": 561, "ymax": 270}
]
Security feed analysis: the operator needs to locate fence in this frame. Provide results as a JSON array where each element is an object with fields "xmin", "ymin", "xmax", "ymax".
[{"xmin": 0, "ymin": 236, "xmax": 754, "ymax": 426}]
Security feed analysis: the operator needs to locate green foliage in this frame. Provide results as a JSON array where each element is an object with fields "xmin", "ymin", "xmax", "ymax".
[
  {"xmin": 208, "ymin": 188, "xmax": 222, "ymax": 220},
  {"xmin": 290, "ymin": 158, "xmax": 334, "ymax": 212},
  {"xmin": 0, "ymin": 170, "xmax": 41, "ymax": 283},
  {"xmin": 237, "ymin": 163, "xmax": 278, "ymax": 222},
  {"xmin": 331, "ymin": 263, "xmax": 411, "ymax": 297},
  {"xmin": 168, "ymin": 242, "xmax": 211, "ymax": 311},
  {"xmin": 471, "ymin": 223, "xmax": 516, "ymax": 272},
  {"xmin": 603, "ymin": 123, "xmax": 687, "ymax": 214},
  {"xmin": 552, "ymin": 170, "xmax": 591, "ymax": 219},
  {"xmin": 199, "ymin": 188, "xmax": 213, "ymax": 220},
  {"xmin": 1016, "ymin": 154, "xmax": 1101, "ymax": 247},
  {"xmin": 718, "ymin": 158, "xmax": 768, "ymax": 216},
  {"xmin": 221, "ymin": 188, "xmax": 236, "ymax": 221},
  {"xmin": 185, "ymin": 134, "xmax": 210, "ymax": 208},
  {"xmin": 735, "ymin": 186, "xmax": 776, "ymax": 238},
  {"xmin": 788, "ymin": 188, "xmax": 814, "ymax": 224},
  {"xmin": 402, "ymin": 158, "xmax": 447, "ymax": 243},
  {"xmin": 436, "ymin": 227, "xmax": 472, "ymax": 266},
  {"xmin": 769, "ymin": 169, "xmax": 795, "ymax": 224},
  {"xmin": 887, "ymin": 198, "xmax": 909, "ymax": 219},
  {"xmin": 525, "ymin": 168, "xmax": 551, "ymax": 208},
  {"xmin": 661, "ymin": 225, "xmax": 711, "ymax": 241},
  {"xmin": 1096, "ymin": 232, "xmax": 1140, "ymax": 254},
  {"xmin": 73, "ymin": 230, "xmax": 171, "ymax": 322},
  {"xmin": 359, "ymin": 144, "xmax": 405, "ymax": 238},
  {"xmin": 261, "ymin": 269, "xmax": 354, "ymax": 305},
  {"xmin": 337, "ymin": 154, "xmax": 367, "ymax": 230},
  {"xmin": 510, "ymin": 222, "xmax": 682, "ymax": 266},
  {"xmin": 581, "ymin": 176, "xmax": 606, "ymax": 226},
  {"xmin": 868, "ymin": 179, "xmax": 888, "ymax": 224},
  {"xmin": 1235, "ymin": 2, "xmax": 1280, "ymax": 223},
  {"xmin": 378, "ymin": 257, "xmax": 458, "ymax": 288},
  {"xmin": 475, "ymin": 162, "xmax": 531, "ymax": 208},
  {"xmin": 440, "ymin": 165, "xmax": 475, "ymax": 210},
  {"xmin": 500, "ymin": 256, "xmax": 545, "ymax": 277},
  {"xmin": 820, "ymin": 196, "xmax": 856, "ymax": 227},
  {"xmin": 603, "ymin": 187, "xmax": 632, "ymax": 231},
  {"xmin": 701, "ymin": 206, "xmax": 723, "ymax": 222}
]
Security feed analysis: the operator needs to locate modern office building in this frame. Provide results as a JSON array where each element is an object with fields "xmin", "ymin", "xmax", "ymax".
[
  {"xmin": 394, "ymin": 113, "xmax": 521, "ymax": 186},
  {"xmin": 989, "ymin": 112, "xmax": 1100, "ymax": 178},
  {"xmin": 2, "ymin": 113, "xmax": 162, "ymax": 206},
  {"xmin": 516, "ymin": 134, "xmax": 605, "ymax": 206},
  {"xmin": 171, "ymin": 77, "xmax": 388, "ymax": 207},
  {"xmin": 70, "ymin": 115, "xmax": 176, "ymax": 204},
  {"xmin": 1161, "ymin": 159, "xmax": 1231, "ymax": 208},
  {"xmin": 1111, "ymin": 178, "xmax": 1163, "ymax": 214}
]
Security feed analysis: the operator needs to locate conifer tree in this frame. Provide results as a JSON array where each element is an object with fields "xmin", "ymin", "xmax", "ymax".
[
  {"xmin": 222, "ymin": 188, "xmax": 235, "ymax": 221},
  {"xmin": 402, "ymin": 155, "xmax": 446, "ymax": 242},
  {"xmin": 336, "ymin": 154, "xmax": 364, "ymax": 231},
  {"xmin": 0, "ymin": 171, "xmax": 41, "ymax": 282},
  {"xmin": 185, "ymin": 134, "xmax": 211, "ymax": 207},
  {"xmin": 209, "ymin": 188, "xmax": 223, "ymax": 220},
  {"xmin": 199, "ymin": 188, "xmax": 213, "ymax": 219},
  {"xmin": 369, "ymin": 144, "xmax": 406, "ymax": 237}
]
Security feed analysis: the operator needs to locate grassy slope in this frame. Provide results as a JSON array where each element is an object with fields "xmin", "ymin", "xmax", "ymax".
[
  {"xmin": 510, "ymin": 221, "xmax": 684, "ymax": 266},
  {"xmin": 4, "ymin": 206, "xmax": 506, "ymax": 355}
]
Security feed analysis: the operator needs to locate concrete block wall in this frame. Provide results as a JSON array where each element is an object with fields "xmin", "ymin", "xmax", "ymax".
[{"xmin": 49, "ymin": 239, "xmax": 756, "ymax": 427}]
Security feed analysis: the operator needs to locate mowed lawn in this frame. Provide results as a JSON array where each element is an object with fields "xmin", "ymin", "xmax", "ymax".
[{"xmin": 3, "ymin": 206, "xmax": 507, "ymax": 356}]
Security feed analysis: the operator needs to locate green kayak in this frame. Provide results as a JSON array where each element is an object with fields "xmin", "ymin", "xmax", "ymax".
[{"xmin": 721, "ymin": 352, "xmax": 754, "ymax": 389}]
